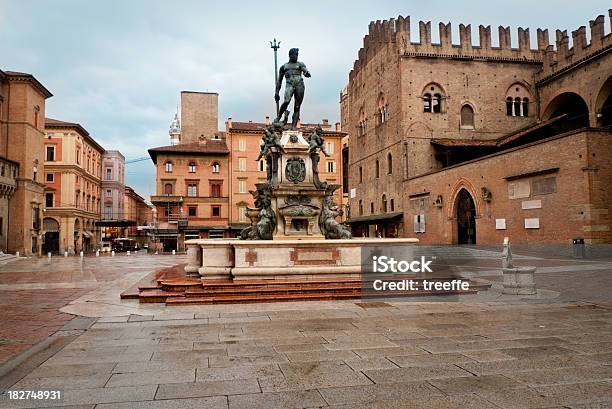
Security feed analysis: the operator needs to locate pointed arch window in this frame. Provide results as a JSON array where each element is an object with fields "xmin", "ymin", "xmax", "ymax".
[
  {"xmin": 188, "ymin": 162, "xmax": 197, "ymax": 173},
  {"xmin": 212, "ymin": 162, "xmax": 220, "ymax": 173},
  {"xmin": 387, "ymin": 153, "xmax": 393, "ymax": 175},
  {"xmin": 382, "ymin": 194, "xmax": 388, "ymax": 213},
  {"xmin": 375, "ymin": 160, "xmax": 380, "ymax": 178},
  {"xmin": 164, "ymin": 162, "xmax": 173, "ymax": 172}
]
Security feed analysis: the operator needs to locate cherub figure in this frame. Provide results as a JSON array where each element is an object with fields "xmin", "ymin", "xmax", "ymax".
[{"xmin": 256, "ymin": 123, "xmax": 285, "ymax": 161}]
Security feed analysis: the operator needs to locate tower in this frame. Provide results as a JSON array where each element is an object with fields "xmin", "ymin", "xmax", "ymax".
[{"xmin": 169, "ymin": 111, "xmax": 181, "ymax": 145}]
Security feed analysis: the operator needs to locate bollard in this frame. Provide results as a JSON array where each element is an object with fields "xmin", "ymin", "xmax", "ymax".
[
  {"xmin": 127, "ymin": 250, "xmax": 131, "ymax": 256},
  {"xmin": 96, "ymin": 250, "xmax": 99, "ymax": 257},
  {"xmin": 111, "ymin": 251, "xmax": 115, "ymax": 257},
  {"xmin": 64, "ymin": 251, "xmax": 68, "ymax": 258},
  {"xmin": 172, "ymin": 250, "xmax": 176, "ymax": 255},
  {"xmin": 15, "ymin": 251, "xmax": 19, "ymax": 257},
  {"xmin": 80, "ymin": 251, "xmax": 84, "ymax": 258},
  {"xmin": 155, "ymin": 251, "xmax": 159, "ymax": 255},
  {"xmin": 47, "ymin": 252, "xmax": 52, "ymax": 259}
]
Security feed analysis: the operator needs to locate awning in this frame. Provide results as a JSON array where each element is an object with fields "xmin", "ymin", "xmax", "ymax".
[{"xmin": 345, "ymin": 212, "xmax": 404, "ymax": 224}]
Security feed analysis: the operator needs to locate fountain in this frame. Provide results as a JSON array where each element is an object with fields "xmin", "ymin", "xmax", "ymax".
[{"xmin": 183, "ymin": 47, "xmax": 417, "ymax": 282}]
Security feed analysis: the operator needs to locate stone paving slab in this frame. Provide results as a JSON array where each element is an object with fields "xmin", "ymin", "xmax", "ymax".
[
  {"xmin": 155, "ymin": 378, "xmax": 260, "ymax": 399},
  {"xmin": 228, "ymin": 390, "xmax": 325, "ymax": 409},
  {"xmin": 195, "ymin": 363, "xmax": 281, "ymax": 382},
  {"xmin": 25, "ymin": 363, "xmax": 116, "ymax": 378},
  {"xmin": 363, "ymin": 364, "xmax": 473, "ymax": 383},
  {"xmin": 12, "ymin": 373, "xmax": 111, "ymax": 390},
  {"xmin": 428, "ymin": 374, "xmax": 525, "ymax": 394},
  {"xmin": 96, "ymin": 396, "xmax": 228, "ymax": 409},
  {"xmin": 106, "ymin": 369, "xmax": 196, "ymax": 387},
  {"xmin": 259, "ymin": 361, "xmax": 372, "ymax": 392},
  {"xmin": 317, "ymin": 381, "xmax": 443, "ymax": 406},
  {"xmin": 387, "ymin": 352, "xmax": 475, "ymax": 367}
]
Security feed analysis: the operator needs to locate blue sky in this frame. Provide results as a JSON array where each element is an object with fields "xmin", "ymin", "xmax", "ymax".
[{"xmin": 1, "ymin": 0, "xmax": 608, "ymax": 198}]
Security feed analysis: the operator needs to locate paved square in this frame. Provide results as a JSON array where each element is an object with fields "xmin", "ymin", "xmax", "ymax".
[{"xmin": 0, "ymin": 253, "xmax": 611, "ymax": 408}]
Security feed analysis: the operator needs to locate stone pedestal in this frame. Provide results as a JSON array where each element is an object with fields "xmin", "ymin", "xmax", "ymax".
[
  {"xmin": 185, "ymin": 246, "xmax": 201, "ymax": 277},
  {"xmin": 188, "ymin": 239, "xmax": 236, "ymax": 280},
  {"xmin": 502, "ymin": 266, "xmax": 537, "ymax": 295},
  {"xmin": 270, "ymin": 130, "xmax": 328, "ymax": 239}
]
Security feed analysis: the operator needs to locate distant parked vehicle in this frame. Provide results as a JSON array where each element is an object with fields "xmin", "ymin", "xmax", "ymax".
[
  {"xmin": 100, "ymin": 242, "xmax": 112, "ymax": 253},
  {"xmin": 111, "ymin": 238, "xmax": 138, "ymax": 253}
]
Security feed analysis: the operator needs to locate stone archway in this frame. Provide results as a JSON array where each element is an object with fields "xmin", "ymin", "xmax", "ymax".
[
  {"xmin": 542, "ymin": 92, "xmax": 590, "ymax": 132},
  {"xmin": 595, "ymin": 75, "xmax": 612, "ymax": 127},
  {"xmin": 455, "ymin": 189, "xmax": 477, "ymax": 245},
  {"xmin": 42, "ymin": 218, "xmax": 60, "ymax": 254}
]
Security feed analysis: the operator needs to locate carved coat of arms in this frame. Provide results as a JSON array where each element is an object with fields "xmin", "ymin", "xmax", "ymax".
[{"xmin": 285, "ymin": 157, "xmax": 306, "ymax": 183}]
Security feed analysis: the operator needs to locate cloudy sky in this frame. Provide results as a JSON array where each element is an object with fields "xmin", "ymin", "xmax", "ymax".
[{"xmin": 1, "ymin": 0, "xmax": 608, "ymax": 198}]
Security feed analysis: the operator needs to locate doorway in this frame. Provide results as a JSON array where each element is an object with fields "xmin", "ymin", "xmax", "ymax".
[
  {"xmin": 42, "ymin": 218, "xmax": 60, "ymax": 254},
  {"xmin": 456, "ymin": 189, "xmax": 476, "ymax": 245}
]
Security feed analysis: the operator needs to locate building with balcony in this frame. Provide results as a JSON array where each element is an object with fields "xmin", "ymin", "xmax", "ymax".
[{"xmin": 148, "ymin": 136, "xmax": 230, "ymax": 252}]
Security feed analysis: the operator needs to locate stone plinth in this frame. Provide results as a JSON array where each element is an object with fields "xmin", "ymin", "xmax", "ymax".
[
  {"xmin": 186, "ymin": 239, "xmax": 238, "ymax": 280},
  {"xmin": 186, "ymin": 238, "xmax": 419, "ymax": 281},
  {"xmin": 502, "ymin": 266, "xmax": 537, "ymax": 295}
]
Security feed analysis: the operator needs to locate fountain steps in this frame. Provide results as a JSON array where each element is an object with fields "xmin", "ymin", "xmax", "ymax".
[{"xmin": 123, "ymin": 266, "xmax": 490, "ymax": 305}]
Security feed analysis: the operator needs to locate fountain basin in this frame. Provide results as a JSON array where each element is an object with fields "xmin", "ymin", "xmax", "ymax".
[{"xmin": 185, "ymin": 238, "xmax": 419, "ymax": 281}]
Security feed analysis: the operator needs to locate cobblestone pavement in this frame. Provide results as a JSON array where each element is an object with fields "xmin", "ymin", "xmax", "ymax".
[
  {"xmin": 0, "ymin": 250, "xmax": 610, "ymax": 408},
  {"xmin": 0, "ymin": 253, "xmax": 186, "ymax": 364},
  {"xmin": 0, "ymin": 301, "xmax": 611, "ymax": 408}
]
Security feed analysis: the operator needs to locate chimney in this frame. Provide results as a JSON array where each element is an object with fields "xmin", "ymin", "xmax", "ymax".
[
  {"xmin": 335, "ymin": 122, "xmax": 341, "ymax": 132},
  {"xmin": 226, "ymin": 117, "xmax": 233, "ymax": 130},
  {"xmin": 265, "ymin": 116, "xmax": 270, "ymax": 125},
  {"xmin": 321, "ymin": 119, "xmax": 329, "ymax": 128}
]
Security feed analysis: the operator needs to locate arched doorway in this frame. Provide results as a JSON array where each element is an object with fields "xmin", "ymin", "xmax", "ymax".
[
  {"xmin": 42, "ymin": 218, "xmax": 60, "ymax": 254},
  {"xmin": 542, "ymin": 92, "xmax": 589, "ymax": 133},
  {"xmin": 595, "ymin": 76, "xmax": 612, "ymax": 127},
  {"xmin": 456, "ymin": 189, "xmax": 476, "ymax": 245}
]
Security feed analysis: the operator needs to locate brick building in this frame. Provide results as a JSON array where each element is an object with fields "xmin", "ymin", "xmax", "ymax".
[
  {"xmin": 148, "ymin": 92, "xmax": 345, "ymax": 251},
  {"xmin": 344, "ymin": 12, "xmax": 612, "ymax": 245},
  {"xmin": 124, "ymin": 186, "xmax": 153, "ymax": 246},
  {"xmin": 0, "ymin": 70, "xmax": 53, "ymax": 256},
  {"xmin": 43, "ymin": 118, "xmax": 104, "ymax": 254}
]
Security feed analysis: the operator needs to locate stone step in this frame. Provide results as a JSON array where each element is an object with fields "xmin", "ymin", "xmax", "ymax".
[
  {"xmin": 165, "ymin": 291, "xmax": 363, "ymax": 305},
  {"xmin": 184, "ymin": 284, "xmax": 361, "ymax": 297},
  {"xmin": 138, "ymin": 289, "xmax": 187, "ymax": 303}
]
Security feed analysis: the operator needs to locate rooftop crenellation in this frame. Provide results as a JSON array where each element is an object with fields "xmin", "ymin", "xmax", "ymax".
[{"xmin": 351, "ymin": 11, "xmax": 612, "ymax": 80}]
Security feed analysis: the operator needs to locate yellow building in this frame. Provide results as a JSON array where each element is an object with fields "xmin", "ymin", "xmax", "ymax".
[{"xmin": 43, "ymin": 118, "xmax": 104, "ymax": 254}]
